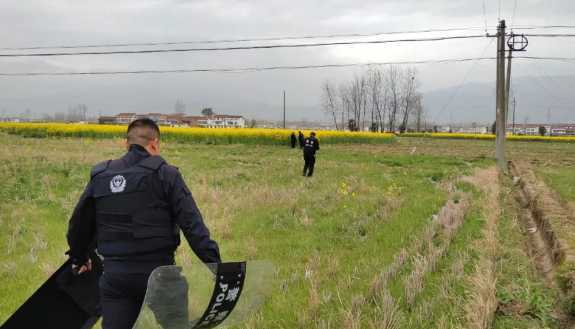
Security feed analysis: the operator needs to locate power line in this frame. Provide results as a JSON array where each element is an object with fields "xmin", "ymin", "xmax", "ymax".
[
  {"xmin": 0, "ymin": 57, "xmax": 497, "ymax": 77},
  {"xmin": 0, "ymin": 56, "xmax": 570, "ymax": 77},
  {"xmin": 513, "ymin": 25, "xmax": 575, "ymax": 30},
  {"xmin": 522, "ymin": 33, "xmax": 575, "ymax": 37},
  {"xmin": 514, "ymin": 56, "xmax": 575, "ymax": 63},
  {"xmin": 0, "ymin": 27, "xmax": 492, "ymax": 52},
  {"xmin": 0, "ymin": 35, "xmax": 490, "ymax": 58},
  {"xmin": 0, "ymin": 25, "xmax": 569, "ymax": 53},
  {"xmin": 434, "ymin": 38, "xmax": 495, "ymax": 122}
]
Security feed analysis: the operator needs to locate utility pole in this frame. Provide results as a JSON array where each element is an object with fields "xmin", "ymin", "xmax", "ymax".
[
  {"xmin": 282, "ymin": 90, "xmax": 286, "ymax": 129},
  {"xmin": 495, "ymin": 19, "xmax": 507, "ymax": 172},
  {"xmin": 505, "ymin": 43, "xmax": 513, "ymax": 129},
  {"xmin": 505, "ymin": 30, "xmax": 528, "ymax": 138},
  {"xmin": 512, "ymin": 97, "xmax": 516, "ymax": 135}
]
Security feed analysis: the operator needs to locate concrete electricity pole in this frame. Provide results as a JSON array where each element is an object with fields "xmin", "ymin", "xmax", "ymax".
[
  {"xmin": 505, "ymin": 41, "xmax": 513, "ymax": 127},
  {"xmin": 495, "ymin": 19, "xmax": 507, "ymax": 172},
  {"xmin": 512, "ymin": 97, "xmax": 516, "ymax": 135}
]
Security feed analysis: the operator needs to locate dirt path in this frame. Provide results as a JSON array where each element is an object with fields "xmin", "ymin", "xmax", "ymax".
[{"xmin": 462, "ymin": 167, "xmax": 500, "ymax": 329}]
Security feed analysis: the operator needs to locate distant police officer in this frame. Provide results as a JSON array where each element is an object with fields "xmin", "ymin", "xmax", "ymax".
[
  {"xmin": 302, "ymin": 132, "xmax": 320, "ymax": 177},
  {"xmin": 66, "ymin": 118, "xmax": 221, "ymax": 329},
  {"xmin": 298, "ymin": 131, "xmax": 305, "ymax": 149},
  {"xmin": 290, "ymin": 132, "xmax": 297, "ymax": 148}
]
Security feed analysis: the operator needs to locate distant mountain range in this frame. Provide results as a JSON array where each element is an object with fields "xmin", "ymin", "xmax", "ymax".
[{"xmin": 423, "ymin": 75, "xmax": 575, "ymax": 125}]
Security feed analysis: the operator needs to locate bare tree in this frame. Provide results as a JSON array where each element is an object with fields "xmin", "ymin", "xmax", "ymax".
[
  {"xmin": 67, "ymin": 104, "xmax": 88, "ymax": 122},
  {"xmin": 413, "ymin": 94, "xmax": 424, "ymax": 132},
  {"xmin": 339, "ymin": 84, "xmax": 351, "ymax": 130},
  {"xmin": 322, "ymin": 65, "xmax": 421, "ymax": 132},
  {"xmin": 174, "ymin": 99, "xmax": 186, "ymax": 113},
  {"xmin": 385, "ymin": 66, "xmax": 401, "ymax": 132},
  {"xmin": 348, "ymin": 74, "xmax": 368, "ymax": 131},
  {"xmin": 322, "ymin": 81, "xmax": 340, "ymax": 130},
  {"xmin": 367, "ymin": 68, "xmax": 387, "ymax": 132},
  {"xmin": 399, "ymin": 68, "xmax": 417, "ymax": 133}
]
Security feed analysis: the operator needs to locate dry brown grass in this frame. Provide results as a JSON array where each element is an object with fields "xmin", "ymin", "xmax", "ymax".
[
  {"xmin": 368, "ymin": 288, "xmax": 401, "ymax": 329},
  {"xmin": 342, "ymin": 295, "xmax": 365, "ymax": 329},
  {"xmin": 463, "ymin": 167, "xmax": 499, "ymax": 329},
  {"xmin": 403, "ymin": 192, "xmax": 470, "ymax": 309},
  {"xmin": 375, "ymin": 248, "xmax": 409, "ymax": 289}
]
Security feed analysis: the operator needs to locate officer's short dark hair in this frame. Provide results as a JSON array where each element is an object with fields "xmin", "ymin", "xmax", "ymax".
[
  {"xmin": 127, "ymin": 118, "xmax": 160, "ymax": 146},
  {"xmin": 310, "ymin": 131, "xmax": 316, "ymax": 136}
]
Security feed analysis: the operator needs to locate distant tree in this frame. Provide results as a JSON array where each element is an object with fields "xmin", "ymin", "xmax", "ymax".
[
  {"xmin": 67, "ymin": 104, "xmax": 88, "ymax": 121},
  {"xmin": 370, "ymin": 122, "xmax": 378, "ymax": 132},
  {"xmin": 348, "ymin": 119, "xmax": 359, "ymax": 131},
  {"xmin": 399, "ymin": 123, "xmax": 406, "ymax": 133},
  {"xmin": 539, "ymin": 126, "xmax": 547, "ymax": 136},
  {"xmin": 491, "ymin": 121, "xmax": 496, "ymax": 134},
  {"xmin": 248, "ymin": 119, "xmax": 257, "ymax": 128},
  {"xmin": 201, "ymin": 108, "xmax": 214, "ymax": 116},
  {"xmin": 321, "ymin": 81, "xmax": 340, "ymax": 130},
  {"xmin": 174, "ymin": 99, "xmax": 186, "ymax": 113},
  {"xmin": 41, "ymin": 113, "xmax": 53, "ymax": 122}
]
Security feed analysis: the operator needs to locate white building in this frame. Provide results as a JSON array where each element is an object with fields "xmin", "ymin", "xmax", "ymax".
[{"xmin": 200, "ymin": 115, "xmax": 245, "ymax": 128}]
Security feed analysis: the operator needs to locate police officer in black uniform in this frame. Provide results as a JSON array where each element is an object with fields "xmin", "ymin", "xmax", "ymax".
[
  {"xmin": 66, "ymin": 118, "xmax": 221, "ymax": 329},
  {"xmin": 302, "ymin": 131, "xmax": 320, "ymax": 177},
  {"xmin": 298, "ymin": 131, "xmax": 305, "ymax": 149},
  {"xmin": 290, "ymin": 132, "xmax": 297, "ymax": 148}
]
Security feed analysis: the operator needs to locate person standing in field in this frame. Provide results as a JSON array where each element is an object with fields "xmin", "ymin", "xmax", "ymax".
[
  {"xmin": 298, "ymin": 131, "xmax": 305, "ymax": 149},
  {"xmin": 290, "ymin": 132, "xmax": 297, "ymax": 148},
  {"xmin": 66, "ymin": 118, "xmax": 221, "ymax": 329},
  {"xmin": 302, "ymin": 131, "xmax": 320, "ymax": 177}
]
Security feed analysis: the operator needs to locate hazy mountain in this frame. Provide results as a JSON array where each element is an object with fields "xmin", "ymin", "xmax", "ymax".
[{"xmin": 423, "ymin": 75, "xmax": 575, "ymax": 125}]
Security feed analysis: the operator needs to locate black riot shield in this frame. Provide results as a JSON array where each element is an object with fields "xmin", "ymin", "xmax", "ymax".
[
  {"xmin": 132, "ymin": 261, "xmax": 274, "ymax": 329},
  {"xmin": 1, "ymin": 252, "xmax": 102, "ymax": 329}
]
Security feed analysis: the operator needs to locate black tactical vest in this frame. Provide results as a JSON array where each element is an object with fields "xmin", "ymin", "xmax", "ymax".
[{"xmin": 90, "ymin": 156, "xmax": 179, "ymax": 259}]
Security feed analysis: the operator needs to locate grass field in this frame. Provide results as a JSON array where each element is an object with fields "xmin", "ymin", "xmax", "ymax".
[{"xmin": 1, "ymin": 134, "xmax": 574, "ymax": 328}]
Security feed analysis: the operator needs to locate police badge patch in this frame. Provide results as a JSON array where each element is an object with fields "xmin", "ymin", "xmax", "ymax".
[{"xmin": 110, "ymin": 175, "xmax": 126, "ymax": 193}]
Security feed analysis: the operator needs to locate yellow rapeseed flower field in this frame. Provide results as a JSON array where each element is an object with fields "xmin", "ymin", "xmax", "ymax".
[
  {"xmin": 400, "ymin": 132, "xmax": 575, "ymax": 143},
  {"xmin": 0, "ymin": 122, "xmax": 395, "ymax": 145}
]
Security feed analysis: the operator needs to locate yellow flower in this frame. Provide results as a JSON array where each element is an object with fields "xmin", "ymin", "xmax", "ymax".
[{"xmin": 0, "ymin": 122, "xmax": 396, "ymax": 145}]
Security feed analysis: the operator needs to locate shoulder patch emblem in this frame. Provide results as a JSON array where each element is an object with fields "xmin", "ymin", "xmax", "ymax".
[{"xmin": 110, "ymin": 175, "xmax": 127, "ymax": 193}]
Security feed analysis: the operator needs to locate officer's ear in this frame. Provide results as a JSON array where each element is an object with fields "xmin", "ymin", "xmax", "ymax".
[{"xmin": 146, "ymin": 138, "xmax": 160, "ymax": 156}]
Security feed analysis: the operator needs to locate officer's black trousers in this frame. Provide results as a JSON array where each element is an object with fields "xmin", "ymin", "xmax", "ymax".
[
  {"xmin": 303, "ymin": 154, "xmax": 316, "ymax": 177},
  {"xmin": 99, "ymin": 272, "xmax": 149, "ymax": 329}
]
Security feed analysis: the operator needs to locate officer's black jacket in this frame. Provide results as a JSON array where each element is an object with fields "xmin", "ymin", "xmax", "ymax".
[
  {"xmin": 303, "ymin": 136, "xmax": 320, "ymax": 155},
  {"xmin": 66, "ymin": 144, "xmax": 221, "ymax": 269}
]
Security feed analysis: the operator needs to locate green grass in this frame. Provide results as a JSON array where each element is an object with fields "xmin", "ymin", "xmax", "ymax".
[
  {"xmin": 536, "ymin": 166, "xmax": 575, "ymax": 205},
  {"xmin": 493, "ymin": 178, "xmax": 561, "ymax": 329}
]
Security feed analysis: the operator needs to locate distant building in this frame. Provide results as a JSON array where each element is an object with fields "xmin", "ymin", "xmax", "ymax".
[
  {"xmin": 456, "ymin": 126, "xmax": 489, "ymax": 134},
  {"xmin": 98, "ymin": 112, "xmax": 246, "ymax": 128},
  {"xmin": 115, "ymin": 113, "xmax": 138, "ymax": 124},
  {"xmin": 505, "ymin": 123, "xmax": 575, "ymax": 136},
  {"xmin": 201, "ymin": 115, "xmax": 245, "ymax": 128},
  {"xmin": 98, "ymin": 116, "xmax": 117, "ymax": 124}
]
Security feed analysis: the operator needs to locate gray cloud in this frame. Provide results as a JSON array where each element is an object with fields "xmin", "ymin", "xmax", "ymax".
[{"xmin": 0, "ymin": 0, "xmax": 574, "ymax": 123}]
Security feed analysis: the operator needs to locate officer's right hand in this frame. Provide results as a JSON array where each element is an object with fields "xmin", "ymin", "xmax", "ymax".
[{"xmin": 72, "ymin": 259, "xmax": 92, "ymax": 275}]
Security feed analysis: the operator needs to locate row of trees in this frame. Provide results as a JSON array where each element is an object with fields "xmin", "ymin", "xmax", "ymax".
[{"xmin": 322, "ymin": 66, "xmax": 425, "ymax": 132}]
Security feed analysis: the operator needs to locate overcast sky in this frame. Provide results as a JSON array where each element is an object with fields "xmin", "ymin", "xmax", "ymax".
[{"xmin": 0, "ymin": 0, "xmax": 574, "ymax": 123}]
